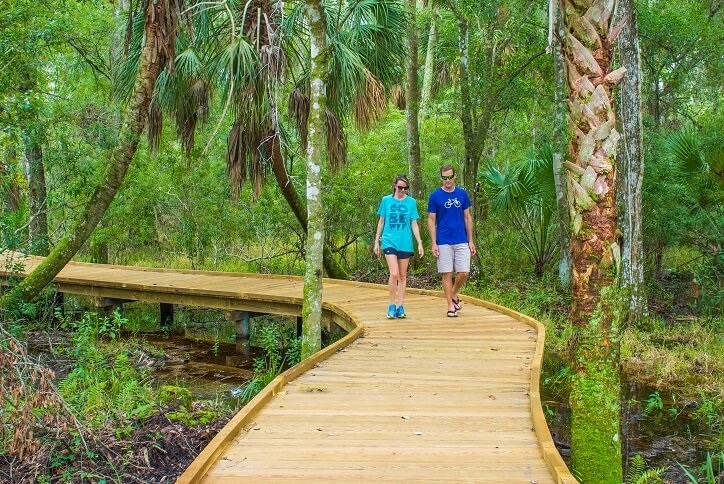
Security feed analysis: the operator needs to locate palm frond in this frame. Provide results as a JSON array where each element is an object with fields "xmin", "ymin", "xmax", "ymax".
[
  {"xmin": 353, "ymin": 69, "xmax": 386, "ymax": 131},
  {"xmin": 112, "ymin": 8, "xmax": 145, "ymax": 102},
  {"xmin": 326, "ymin": 109, "xmax": 346, "ymax": 171},
  {"xmin": 665, "ymin": 130, "xmax": 704, "ymax": 176},
  {"xmin": 390, "ymin": 84, "xmax": 405, "ymax": 109},
  {"xmin": 289, "ymin": 85, "xmax": 310, "ymax": 153}
]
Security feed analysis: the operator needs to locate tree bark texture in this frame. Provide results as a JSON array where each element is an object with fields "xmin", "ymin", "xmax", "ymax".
[
  {"xmin": 613, "ymin": 0, "xmax": 647, "ymax": 323},
  {"xmin": 1, "ymin": 0, "xmax": 172, "ymax": 309},
  {"xmin": 24, "ymin": 143, "xmax": 49, "ymax": 256},
  {"xmin": 405, "ymin": 0, "xmax": 423, "ymax": 200},
  {"xmin": 265, "ymin": 132, "xmax": 348, "ymax": 279},
  {"xmin": 1, "ymin": 152, "xmax": 22, "ymax": 213},
  {"xmin": 301, "ymin": 0, "xmax": 327, "ymax": 359},
  {"xmin": 456, "ymin": 16, "xmax": 476, "ymax": 192},
  {"xmin": 552, "ymin": 0, "xmax": 572, "ymax": 287},
  {"xmin": 420, "ymin": 6, "xmax": 438, "ymax": 117},
  {"xmin": 560, "ymin": 0, "xmax": 626, "ymax": 480}
]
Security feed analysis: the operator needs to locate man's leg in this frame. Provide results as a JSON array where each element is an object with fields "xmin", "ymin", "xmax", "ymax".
[
  {"xmin": 451, "ymin": 243, "xmax": 472, "ymax": 304},
  {"xmin": 452, "ymin": 272, "xmax": 468, "ymax": 303},
  {"xmin": 437, "ymin": 245, "xmax": 457, "ymax": 313},
  {"xmin": 442, "ymin": 272, "xmax": 455, "ymax": 312}
]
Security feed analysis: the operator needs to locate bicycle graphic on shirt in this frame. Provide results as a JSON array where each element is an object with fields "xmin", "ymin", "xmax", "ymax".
[{"xmin": 444, "ymin": 198, "xmax": 462, "ymax": 208}]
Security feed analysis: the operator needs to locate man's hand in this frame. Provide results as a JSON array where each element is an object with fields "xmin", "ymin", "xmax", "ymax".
[
  {"xmin": 431, "ymin": 243, "xmax": 440, "ymax": 258},
  {"xmin": 469, "ymin": 241, "xmax": 477, "ymax": 256}
]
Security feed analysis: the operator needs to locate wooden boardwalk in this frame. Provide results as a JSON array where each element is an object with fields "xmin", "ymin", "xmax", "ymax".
[{"xmin": 1, "ymin": 252, "xmax": 574, "ymax": 483}]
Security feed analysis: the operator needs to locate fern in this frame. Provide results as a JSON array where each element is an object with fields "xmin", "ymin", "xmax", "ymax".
[{"xmin": 627, "ymin": 454, "xmax": 668, "ymax": 484}]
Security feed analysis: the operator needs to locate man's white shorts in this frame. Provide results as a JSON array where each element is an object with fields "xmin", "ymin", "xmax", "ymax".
[{"xmin": 437, "ymin": 243, "xmax": 471, "ymax": 273}]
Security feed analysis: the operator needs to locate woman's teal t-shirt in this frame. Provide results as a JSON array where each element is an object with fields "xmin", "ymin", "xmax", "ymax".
[{"xmin": 377, "ymin": 194, "xmax": 419, "ymax": 252}]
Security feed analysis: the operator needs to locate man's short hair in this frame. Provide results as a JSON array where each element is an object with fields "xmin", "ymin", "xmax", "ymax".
[{"xmin": 440, "ymin": 164, "xmax": 455, "ymax": 176}]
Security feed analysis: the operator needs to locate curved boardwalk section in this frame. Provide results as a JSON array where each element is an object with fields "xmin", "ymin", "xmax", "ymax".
[{"xmin": 0, "ymin": 252, "xmax": 574, "ymax": 483}]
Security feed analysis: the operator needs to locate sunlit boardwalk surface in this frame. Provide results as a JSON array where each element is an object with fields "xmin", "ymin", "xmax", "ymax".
[{"xmin": 1, "ymin": 252, "xmax": 574, "ymax": 483}]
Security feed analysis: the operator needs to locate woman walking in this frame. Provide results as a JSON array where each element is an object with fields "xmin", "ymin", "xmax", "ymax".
[{"xmin": 373, "ymin": 175, "xmax": 424, "ymax": 318}]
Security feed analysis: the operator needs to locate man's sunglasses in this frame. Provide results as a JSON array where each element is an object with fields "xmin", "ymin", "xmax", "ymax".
[
  {"xmin": 440, "ymin": 174, "xmax": 455, "ymax": 180},
  {"xmin": 396, "ymin": 185, "xmax": 409, "ymax": 190}
]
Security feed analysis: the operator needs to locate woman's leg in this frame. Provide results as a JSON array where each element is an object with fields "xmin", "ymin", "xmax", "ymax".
[
  {"xmin": 384, "ymin": 254, "xmax": 400, "ymax": 304},
  {"xmin": 396, "ymin": 257, "xmax": 410, "ymax": 306}
]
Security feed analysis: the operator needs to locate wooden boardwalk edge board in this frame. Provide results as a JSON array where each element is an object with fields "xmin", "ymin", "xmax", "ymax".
[{"xmin": 0, "ymin": 251, "xmax": 575, "ymax": 483}]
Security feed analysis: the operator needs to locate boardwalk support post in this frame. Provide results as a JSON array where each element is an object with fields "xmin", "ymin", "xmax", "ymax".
[
  {"xmin": 94, "ymin": 297, "xmax": 132, "ymax": 315},
  {"xmin": 160, "ymin": 302, "xmax": 174, "ymax": 329},
  {"xmin": 226, "ymin": 310, "xmax": 251, "ymax": 356}
]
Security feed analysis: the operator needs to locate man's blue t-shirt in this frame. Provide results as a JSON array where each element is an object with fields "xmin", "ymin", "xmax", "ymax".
[
  {"xmin": 427, "ymin": 187, "xmax": 471, "ymax": 245},
  {"xmin": 377, "ymin": 195, "xmax": 420, "ymax": 252}
]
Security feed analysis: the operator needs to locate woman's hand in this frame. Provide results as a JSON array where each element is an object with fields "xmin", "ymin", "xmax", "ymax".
[
  {"xmin": 373, "ymin": 240, "xmax": 380, "ymax": 257},
  {"xmin": 417, "ymin": 243, "xmax": 424, "ymax": 258}
]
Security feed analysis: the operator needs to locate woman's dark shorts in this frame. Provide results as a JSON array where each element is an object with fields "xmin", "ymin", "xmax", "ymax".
[{"xmin": 383, "ymin": 247, "xmax": 414, "ymax": 259}]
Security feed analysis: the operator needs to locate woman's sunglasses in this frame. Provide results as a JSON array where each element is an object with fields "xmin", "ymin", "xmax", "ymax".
[
  {"xmin": 396, "ymin": 185, "xmax": 409, "ymax": 190},
  {"xmin": 441, "ymin": 174, "xmax": 455, "ymax": 180}
]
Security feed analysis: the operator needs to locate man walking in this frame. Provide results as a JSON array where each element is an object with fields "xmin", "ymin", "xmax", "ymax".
[{"xmin": 427, "ymin": 164, "xmax": 476, "ymax": 317}]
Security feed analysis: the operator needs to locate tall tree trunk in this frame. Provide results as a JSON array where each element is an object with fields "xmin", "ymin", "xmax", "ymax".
[
  {"xmin": 265, "ymin": 132, "xmax": 347, "ymax": 279},
  {"xmin": 420, "ymin": 6, "xmax": 438, "ymax": 117},
  {"xmin": 405, "ymin": 0, "xmax": 423, "ymax": 200},
  {"xmin": 24, "ymin": 142, "xmax": 49, "ymax": 256},
  {"xmin": 466, "ymin": 105, "xmax": 492, "ymax": 193},
  {"xmin": 455, "ymin": 16, "xmax": 476, "ymax": 188},
  {"xmin": 561, "ymin": 0, "xmax": 626, "ymax": 480},
  {"xmin": 1, "ymin": 151, "xmax": 21, "ymax": 213},
  {"xmin": 614, "ymin": 0, "xmax": 647, "ymax": 324},
  {"xmin": 552, "ymin": 0, "xmax": 572, "ymax": 287},
  {"xmin": 301, "ymin": 0, "xmax": 327, "ymax": 359},
  {"xmin": 452, "ymin": 11, "xmax": 486, "ymax": 218},
  {"xmin": 1, "ymin": 0, "xmax": 173, "ymax": 309}
]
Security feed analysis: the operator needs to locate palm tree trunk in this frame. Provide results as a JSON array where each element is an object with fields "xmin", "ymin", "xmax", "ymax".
[
  {"xmin": 560, "ymin": 0, "xmax": 626, "ymax": 480},
  {"xmin": 552, "ymin": 0, "xmax": 572, "ymax": 287},
  {"xmin": 614, "ymin": 0, "xmax": 647, "ymax": 324},
  {"xmin": 265, "ymin": 132, "xmax": 347, "ymax": 279},
  {"xmin": 24, "ymin": 142, "xmax": 49, "ymax": 256},
  {"xmin": 1, "ymin": 0, "xmax": 172, "ymax": 309},
  {"xmin": 405, "ymin": 0, "xmax": 423, "ymax": 200},
  {"xmin": 301, "ymin": 0, "xmax": 328, "ymax": 359},
  {"xmin": 420, "ymin": 6, "xmax": 438, "ymax": 117}
]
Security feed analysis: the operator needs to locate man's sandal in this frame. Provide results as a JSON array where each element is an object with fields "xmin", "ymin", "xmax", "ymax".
[
  {"xmin": 453, "ymin": 299, "xmax": 462, "ymax": 311},
  {"xmin": 446, "ymin": 310, "xmax": 458, "ymax": 318}
]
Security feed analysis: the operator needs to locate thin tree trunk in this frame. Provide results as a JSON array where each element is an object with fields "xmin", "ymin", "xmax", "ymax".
[
  {"xmin": 405, "ymin": 0, "xmax": 423, "ymax": 200},
  {"xmin": 420, "ymin": 6, "xmax": 438, "ymax": 117},
  {"xmin": 456, "ymin": 16, "xmax": 475, "ymax": 186},
  {"xmin": 301, "ymin": 0, "xmax": 327, "ymax": 359},
  {"xmin": 1, "ymin": 0, "xmax": 171, "ymax": 309},
  {"xmin": 614, "ymin": 0, "xmax": 647, "ymax": 323},
  {"xmin": 266, "ymin": 132, "xmax": 347, "ymax": 279},
  {"xmin": 552, "ymin": 0, "xmax": 572, "ymax": 287},
  {"xmin": 560, "ymin": 0, "xmax": 625, "ymax": 480},
  {"xmin": 651, "ymin": 78, "xmax": 661, "ymax": 129},
  {"xmin": 24, "ymin": 143, "xmax": 49, "ymax": 256},
  {"xmin": 1, "ymin": 151, "xmax": 21, "ymax": 213},
  {"xmin": 466, "ymin": 106, "xmax": 491, "ymax": 193}
]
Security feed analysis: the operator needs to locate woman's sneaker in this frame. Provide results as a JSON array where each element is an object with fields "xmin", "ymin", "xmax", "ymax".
[
  {"xmin": 395, "ymin": 305, "xmax": 407, "ymax": 318},
  {"xmin": 387, "ymin": 304, "xmax": 397, "ymax": 319}
]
